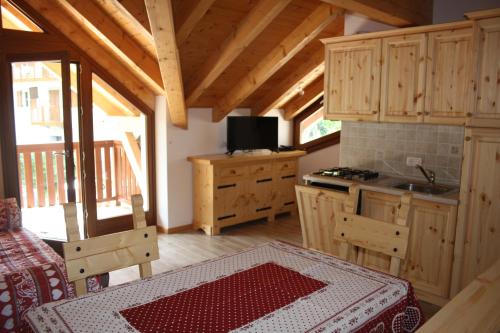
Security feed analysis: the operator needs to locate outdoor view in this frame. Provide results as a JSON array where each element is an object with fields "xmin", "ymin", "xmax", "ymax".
[
  {"xmin": 300, "ymin": 107, "xmax": 342, "ymax": 144},
  {"xmin": 11, "ymin": 60, "xmax": 147, "ymax": 240}
]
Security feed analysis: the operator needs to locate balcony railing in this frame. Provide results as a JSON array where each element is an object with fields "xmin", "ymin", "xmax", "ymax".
[{"xmin": 16, "ymin": 141, "xmax": 141, "ymax": 209}]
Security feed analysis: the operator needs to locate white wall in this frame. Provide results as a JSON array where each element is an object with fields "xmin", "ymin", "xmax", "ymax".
[
  {"xmin": 344, "ymin": 13, "xmax": 394, "ymax": 36},
  {"xmin": 156, "ymin": 103, "xmax": 292, "ymax": 229},
  {"xmin": 298, "ymin": 145, "xmax": 340, "ymax": 182},
  {"xmin": 433, "ymin": 0, "xmax": 500, "ymax": 23}
]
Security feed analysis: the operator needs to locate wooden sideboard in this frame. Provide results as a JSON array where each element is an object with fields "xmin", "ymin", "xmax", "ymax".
[{"xmin": 188, "ymin": 151, "xmax": 305, "ymax": 235}]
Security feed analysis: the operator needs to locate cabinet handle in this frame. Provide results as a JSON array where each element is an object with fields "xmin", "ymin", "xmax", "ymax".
[
  {"xmin": 256, "ymin": 207, "xmax": 272, "ymax": 212},
  {"xmin": 217, "ymin": 184, "xmax": 236, "ymax": 189},
  {"xmin": 284, "ymin": 201, "xmax": 295, "ymax": 206},
  {"xmin": 257, "ymin": 178, "xmax": 272, "ymax": 183},
  {"xmin": 281, "ymin": 175, "xmax": 296, "ymax": 179},
  {"xmin": 217, "ymin": 214, "xmax": 236, "ymax": 221}
]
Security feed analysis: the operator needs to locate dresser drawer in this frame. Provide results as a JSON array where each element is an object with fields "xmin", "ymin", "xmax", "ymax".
[
  {"xmin": 216, "ymin": 165, "xmax": 248, "ymax": 180},
  {"xmin": 274, "ymin": 160, "xmax": 297, "ymax": 174},
  {"xmin": 249, "ymin": 163, "xmax": 272, "ymax": 177}
]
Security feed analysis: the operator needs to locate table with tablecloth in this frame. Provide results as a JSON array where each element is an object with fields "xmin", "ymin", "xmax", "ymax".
[{"xmin": 26, "ymin": 241, "xmax": 423, "ymax": 333}]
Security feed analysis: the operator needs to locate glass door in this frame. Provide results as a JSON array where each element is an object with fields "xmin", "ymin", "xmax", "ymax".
[{"xmin": 7, "ymin": 54, "xmax": 82, "ymax": 240}]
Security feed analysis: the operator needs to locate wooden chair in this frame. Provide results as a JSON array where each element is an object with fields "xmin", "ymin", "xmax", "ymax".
[
  {"xmin": 333, "ymin": 185, "xmax": 413, "ymax": 277},
  {"xmin": 62, "ymin": 195, "xmax": 159, "ymax": 296}
]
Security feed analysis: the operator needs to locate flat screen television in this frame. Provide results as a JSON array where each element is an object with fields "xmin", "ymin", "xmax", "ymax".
[{"xmin": 227, "ymin": 116, "xmax": 278, "ymax": 154}]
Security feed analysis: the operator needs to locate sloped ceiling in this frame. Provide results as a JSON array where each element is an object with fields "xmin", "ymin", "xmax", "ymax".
[{"xmin": 9, "ymin": 0, "xmax": 431, "ymax": 128}]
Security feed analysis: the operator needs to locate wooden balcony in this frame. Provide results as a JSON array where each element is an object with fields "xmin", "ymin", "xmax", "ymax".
[{"xmin": 16, "ymin": 140, "xmax": 141, "ymax": 209}]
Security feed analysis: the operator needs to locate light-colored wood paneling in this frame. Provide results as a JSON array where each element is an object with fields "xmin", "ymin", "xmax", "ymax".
[
  {"xmin": 380, "ymin": 33, "xmax": 426, "ymax": 123},
  {"xmin": 424, "ymin": 28, "xmax": 474, "ymax": 125},
  {"xmin": 457, "ymin": 128, "xmax": 500, "ymax": 290},
  {"xmin": 469, "ymin": 17, "xmax": 500, "ymax": 128},
  {"xmin": 324, "ymin": 38, "xmax": 381, "ymax": 121},
  {"xmin": 283, "ymin": 76, "xmax": 324, "ymax": 120}
]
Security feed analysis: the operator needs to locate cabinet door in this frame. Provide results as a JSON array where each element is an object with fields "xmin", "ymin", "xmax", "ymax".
[
  {"xmin": 380, "ymin": 34, "xmax": 426, "ymax": 123},
  {"xmin": 213, "ymin": 181, "xmax": 248, "ymax": 224},
  {"xmin": 275, "ymin": 174, "xmax": 297, "ymax": 212},
  {"xmin": 471, "ymin": 18, "xmax": 500, "ymax": 128},
  {"xmin": 324, "ymin": 39, "xmax": 381, "ymax": 121},
  {"xmin": 458, "ymin": 128, "xmax": 500, "ymax": 288},
  {"xmin": 296, "ymin": 185, "xmax": 349, "ymax": 256},
  {"xmin": 400, "ymin": 201, "xmax": 457, "ymax": 299},
  {"xmin": 248, "ymin": 176, "xmax": 275, "ymax": 215},
  {"xmin": 425, "ymin": 28, "xmax": 474, "ymax": 125}
]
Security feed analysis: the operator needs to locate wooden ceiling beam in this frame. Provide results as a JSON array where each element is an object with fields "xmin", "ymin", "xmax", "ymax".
[
  {"xmin": 213, "ymin": 4, "xmax": 343, "ymax": 122},
  {"xmin": 63, "ymin": 0, "xmax": 163, "ymax": 93},
  {"xmin": 21, "ymin": 0, "xmax": 156, "ymax": 110},
  {"xmin": 283, "ymin": 76, "xmax": 324, "ymax": 120},
  {"xmin": 145, "ymin": 0, "xmax": 187, "ymax": 129},
  {"xmin": 252, "ymin": 46, "xmax": 325, "ymax": 117},
  {"xmin": 185, "ymin": 0, "xmax": 292, "ymax": 108},
  {"xmin": 175, "ymin": 0, "xmax": 215, "ymax": 46},
  {"xmin": 93, "ymin": 0, "xmax": 156, "ymax": 58},
  {"xmin": 320, "ymin": 0, "xmax": 433, "ymax": 26}
]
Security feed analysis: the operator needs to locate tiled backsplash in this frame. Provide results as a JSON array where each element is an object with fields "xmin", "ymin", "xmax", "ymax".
[{"xmin": 340, "ymin": 122, "xmax": 464, "ymax": 185}]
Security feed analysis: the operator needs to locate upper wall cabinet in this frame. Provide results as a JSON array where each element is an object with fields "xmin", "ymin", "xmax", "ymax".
[
  {"xmin": 380, "ymin": 33, "xmax": 427, "ymax": 123},
  {"xmin": 425, "ymin": 28, "xmax": 474, "ymax": 125},
  {"xmin": 322, "ymin": 12, "xmax": 500, "ymax": 126},
  {"xmin": 470, "ymin": 17, "xmax": 500, "ymax": 128},
  {"xmin": 324, "ymin": 39, "xmax": 381, "ymax": 122}
]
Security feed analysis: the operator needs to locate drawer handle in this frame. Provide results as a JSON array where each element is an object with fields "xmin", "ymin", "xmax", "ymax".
[
  {"xmin": 217, "ymin": 184, "xmax": 236, "ymax": 189},
  {"xmin": 256, "ymin": 207, "xmax": 272, "ymax": 212},
  {"xmin": 284, "ymin": 201, "xmax": 295, "ymax": 206},
  {"xmin": 256, "ymin": 178, "xmax": 272, "ymax": 183},
  {"xmin": 217, "ymin": 214, "xmax": 236, "ymax": 221},
  {"xmin": 281, "ymin": 175, "xmax": 295, "ymax": 179}
]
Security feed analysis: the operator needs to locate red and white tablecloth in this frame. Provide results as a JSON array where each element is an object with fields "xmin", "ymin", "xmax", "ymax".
[{"xmin": 26, "ymin": 241, "xmax": 424, "ymax": 333}]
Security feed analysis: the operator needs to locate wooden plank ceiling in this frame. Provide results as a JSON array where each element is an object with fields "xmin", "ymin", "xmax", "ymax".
[{"xmin": 12, "ymin": 0, "xmax": 431, "ymax": 128}]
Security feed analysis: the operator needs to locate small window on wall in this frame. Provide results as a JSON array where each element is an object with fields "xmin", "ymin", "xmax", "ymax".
[
  {"xmin": 1, "ymin": 0, "xmax": 43, "ymax": 32},
  {"xmin": 293, "ymin": 98, "xmax": 341, "ymax": 153}
]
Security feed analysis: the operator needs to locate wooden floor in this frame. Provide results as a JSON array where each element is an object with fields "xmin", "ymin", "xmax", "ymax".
[{"xmin": 109, "ymin": 213, "xmax": 440, "ymax": 319}]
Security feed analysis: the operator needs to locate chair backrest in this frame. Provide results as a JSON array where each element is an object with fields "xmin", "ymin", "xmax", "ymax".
[
  {"xmin": 62, "ymin": 195, "xmax": 159, "ymax": 296},
  {"xmin": 333, "ymin": 186, "xmax": 412, "ymax": 277}
]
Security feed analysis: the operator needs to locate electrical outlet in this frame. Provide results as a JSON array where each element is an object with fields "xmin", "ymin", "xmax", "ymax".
[{"xmin": 406, "ymin": 156, "xmax": 422, "ymax": 167}]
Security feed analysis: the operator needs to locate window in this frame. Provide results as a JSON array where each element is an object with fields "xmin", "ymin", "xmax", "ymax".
[{"xmin": 293, "ymin": 98, "xmax": 341, "ymax": 153}]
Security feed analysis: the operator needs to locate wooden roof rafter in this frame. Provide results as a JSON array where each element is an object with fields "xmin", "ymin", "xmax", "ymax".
[
  {"xmin": 185, "ymin": 0, "xmax": 293, "ymax": 108},
  {"xmin": 145, "ymin": 0, "xmax": 187, "ymax": 129},
  {"xmin": 212, "ymin": 3, "xmax": 344, "ymax": 122},
  {"xmin": 283, "ymin": 75, "xmax": 324, "ymax": 120}
]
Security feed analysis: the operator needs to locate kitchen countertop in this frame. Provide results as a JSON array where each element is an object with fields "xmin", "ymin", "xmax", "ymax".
[{"xmin": 302, "ymin": 174, "xmax": 460, "ymax": 206}]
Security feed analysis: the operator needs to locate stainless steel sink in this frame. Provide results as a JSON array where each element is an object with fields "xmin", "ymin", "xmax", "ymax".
[{"xmin": 392, "ymin": 182, "xmax": 455, "ymax": 195}]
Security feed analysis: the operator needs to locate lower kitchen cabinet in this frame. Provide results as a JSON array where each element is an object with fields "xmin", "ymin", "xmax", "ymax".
[
  {"xmin": 361, "ymin": 191, "xmax": 457, "ymax": 305},
  {"xmin": 296, "ymin": 185, "xmax": 350, "ymax": 257}
]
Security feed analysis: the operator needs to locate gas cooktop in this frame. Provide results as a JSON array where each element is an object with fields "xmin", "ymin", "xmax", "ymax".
[{"xmin": 312, "ymin": 167, "xmax": 379, "ymax": 181}]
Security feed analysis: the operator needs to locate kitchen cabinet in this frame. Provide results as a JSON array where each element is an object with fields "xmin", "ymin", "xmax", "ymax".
[
  {"xmin": 361, "ymin": 191, "xmax": 457, "ymax": 306},
  {"xmin": 469, "ymin": 17, "xmax": 500, "ymax": 128},
  {"xmin": 322, "ymin": 21, "xmax": 477, "ymax": 125},
  {"xmin": 324, "ymin": 39, "xmax": 381, "ymax": 122},
  {"xmin": 188, "ymin": 151, "xmax": 305, "ymax": 235},
  {"xmin": 424, "ymin": 28, "xmax": 474, "ymax": 125},
  {"xmin": 453, "ymin": 128, "xmax": 500, "ymax": 294},
  {"xmin": 380, "ymin": 33, "xmax": 427, "ymax": 123},
  {"xmin": 296, "ymin": 184, "xmax": 350, "ymax": 256}
]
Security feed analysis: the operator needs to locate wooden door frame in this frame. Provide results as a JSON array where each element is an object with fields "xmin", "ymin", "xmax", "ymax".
[{"xmin": 0, "ymin": 9, "xmax": 157, "ymax": 236}]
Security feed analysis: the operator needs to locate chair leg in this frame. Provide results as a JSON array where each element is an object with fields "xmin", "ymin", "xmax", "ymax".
[{"xmin": 74, "ymin": 279, "xmax": 87, "ymax": 297}]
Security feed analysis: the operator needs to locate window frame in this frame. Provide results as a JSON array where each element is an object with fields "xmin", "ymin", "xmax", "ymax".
[{"xmin": 293, "ymin": 99, "xmax": 341, "ymax": 154}]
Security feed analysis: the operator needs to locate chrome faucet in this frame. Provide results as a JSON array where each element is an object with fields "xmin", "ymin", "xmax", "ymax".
[{"xmin": 416, "ymin": 164, "xmax": 436, "ymax": 184}]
